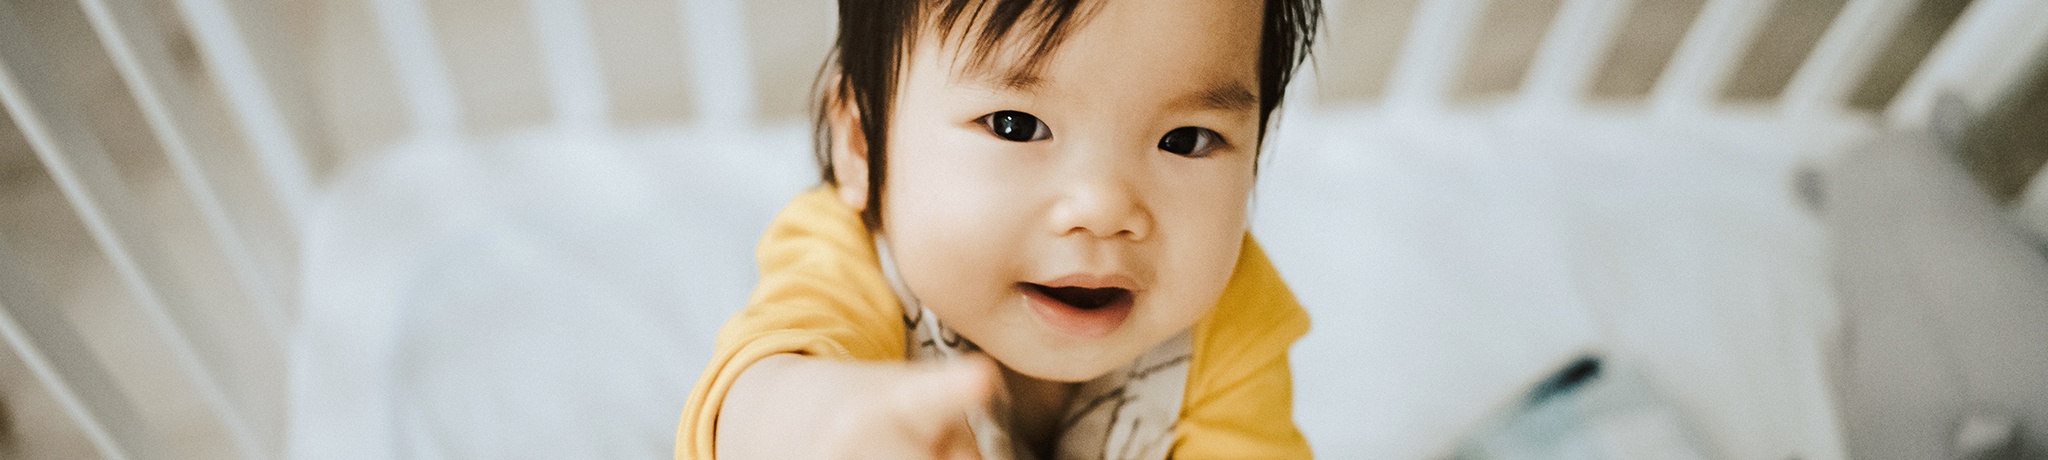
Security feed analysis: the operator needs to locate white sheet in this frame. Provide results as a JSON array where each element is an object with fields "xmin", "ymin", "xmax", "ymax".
[{"xmin": 289, "ymin": 108, "xmax": 1860, "ymax": 459}]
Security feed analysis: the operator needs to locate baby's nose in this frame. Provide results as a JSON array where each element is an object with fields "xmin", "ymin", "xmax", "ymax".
[{"xmin": 1048, "ymin": 158, "xmax": 1151, "ymax": 241}]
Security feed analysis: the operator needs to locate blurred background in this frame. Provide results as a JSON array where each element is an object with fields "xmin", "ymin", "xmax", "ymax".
[{"xmin": 0, "ymin": 0, "xmax": 2045, "ymax": 458}]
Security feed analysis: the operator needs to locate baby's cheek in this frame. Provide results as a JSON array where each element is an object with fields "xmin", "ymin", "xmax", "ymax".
[
  {"xmin": 884, "ymin": 202, "xmax": 1031, "ymax": 319},
  {"xmin": 1150, "ymin": 222, "xmax": 1244, "ymax": 323}
]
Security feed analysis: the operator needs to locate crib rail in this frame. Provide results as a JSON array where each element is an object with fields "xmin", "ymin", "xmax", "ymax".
[
  {"xmin": 1886, "ymin": 0, "xmax": 2048, "ymax": 127},
  {"xmin": 1650, "ymin": 0, "xmax": 1773, "ymax": 115},
  {"xmin": 0, "ymin": 3, "xmax": 263, "ymax": 459},
  {"xmin": 1781, "ymin": 0, "xmax": 1918, "ymax": 118},
  {"xmin": 1, "ymin": 0, "xmax": 2044, "ymax": 458},
  {"xmin": 1519, "ymin": 0, "xmax": 1632, "ymax": 107},
  {"xmin": 0, "ymin": 239, "xmax": 160, "ymax": 459}
]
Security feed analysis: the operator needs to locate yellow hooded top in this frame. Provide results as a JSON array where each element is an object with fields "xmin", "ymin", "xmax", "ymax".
[{"xmin": 677, "ymin": 188, "xmax": 1312, "ymax": 458}]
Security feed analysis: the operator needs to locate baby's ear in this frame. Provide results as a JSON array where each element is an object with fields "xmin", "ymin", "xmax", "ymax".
[{"xmin": 825, "ymin": 90, "xmax": 870, "ymax": 211}]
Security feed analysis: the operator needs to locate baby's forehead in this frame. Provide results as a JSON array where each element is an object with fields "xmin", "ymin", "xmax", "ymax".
[
  {"xmin": 911, "ymin": 0, "xmax": 1265, "ymax": 85},
  {"xmin": 909, "ymin": 3, "xmax": 1083, "ymax": 85},
  {"xmin": 911, "ymin": 3, "xmax": 1265, "ymax": 107}
]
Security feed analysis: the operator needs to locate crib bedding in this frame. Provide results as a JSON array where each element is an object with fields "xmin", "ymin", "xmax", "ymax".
[{"xmin": 291, "ymin": 111, "xmax": 1857, "ymax": 459}]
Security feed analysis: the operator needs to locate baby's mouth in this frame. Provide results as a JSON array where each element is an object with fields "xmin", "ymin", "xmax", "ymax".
[
  {"xmin": 1021, "ymin": 281, "xmax": 1135, "ymax": 339},
  {"xmin": 1022, "ymin": 283, "xmax": 1134, "ymax": 311}
]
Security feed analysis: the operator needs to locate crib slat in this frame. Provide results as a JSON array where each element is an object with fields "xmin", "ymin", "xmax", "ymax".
[
  {"xmin": 166, "ymin": 0, "xmax": 313, "ymax": 227},
  {"xmin": 75, "ymin": 0, "xmax": 287, "ymax": 345},
  {"xmin": 0, "ymin": 242, "xmax": 164, "ymax": 460},
  {"xmin": 528, "ymin": 0, "xmax": 611, "ymax": 133},
  {"xmin": 368, "ymin": 0, "xmax": 465, "ymax": 139},
  {"xmin": 1886, "ymin": 0, "xmax": 2048, "ymax": 128},
  {"xmin": 0, "ymin": 4, "xmax": 261, "ymax": 458},
  {"xmin": 681, "ymin": 0, "xmax": 756, "ymax": 128},
  {"xmin": 1387, "ymin": 0, "xmax": 1493, "ymax": 109},
  {"xmin": 1520, "ymin": 0, "xmax": 1633, "ymax": 108},
  {"xmin": 1780, "ymin": 0, "xmax": 1916, "ymax": 118},
  {"xmin": 1651, "ymin": 0, "xmax": 1773, "ymax": 115}
]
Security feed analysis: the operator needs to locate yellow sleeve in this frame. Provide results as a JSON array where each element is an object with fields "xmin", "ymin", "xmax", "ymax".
[
  {"xmin": 675, "ymin": 189, "xmax": 907, "ymax": 460},
  {"xmin": 1174, "ymin": 235, "xmax": 1314, "ymax": 458}
]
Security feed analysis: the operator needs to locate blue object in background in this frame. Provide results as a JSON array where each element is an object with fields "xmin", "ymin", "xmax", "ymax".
[{"xmin": 1451, "ymin": 355, "xmax": 1718, "ymax": 460}]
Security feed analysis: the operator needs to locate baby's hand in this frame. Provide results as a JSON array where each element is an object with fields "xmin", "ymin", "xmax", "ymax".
[
  {"xmin": 816, "ymin": 355, "xmax": 997, "ymax": 459},
  {"xmin": 717, "ymin": 353, "xmax": 999, "ymax": 459}
]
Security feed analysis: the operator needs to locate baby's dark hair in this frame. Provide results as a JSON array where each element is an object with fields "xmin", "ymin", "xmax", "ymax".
[{"xmin": 815, "ymin": 0, "xmax": 1322, "ymax": 229}]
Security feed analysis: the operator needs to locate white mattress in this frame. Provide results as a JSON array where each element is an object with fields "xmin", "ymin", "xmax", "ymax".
[{"xmin": 288, "ymin": 108, "xmax": 1863, "ymax": 459}]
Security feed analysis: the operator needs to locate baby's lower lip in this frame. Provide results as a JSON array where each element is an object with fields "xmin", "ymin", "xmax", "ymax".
[{"xmin": 1022, "ymin": 285, "xmax": 1132, "ymax": 339}]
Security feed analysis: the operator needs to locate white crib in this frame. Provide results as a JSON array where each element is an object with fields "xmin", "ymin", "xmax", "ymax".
[{"xmin": 0, "ymin": 0, "xmax": 2044, "ymax": 458}]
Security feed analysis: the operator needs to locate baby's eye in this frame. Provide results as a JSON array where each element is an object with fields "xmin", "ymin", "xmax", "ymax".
[
  {"xmin": 1158, "ymin": 127, "xmax": 1223, "ymax": 157},
  {"xmin": 978, "ymin": 110, "xmax": 1052, "ymax": 142}
]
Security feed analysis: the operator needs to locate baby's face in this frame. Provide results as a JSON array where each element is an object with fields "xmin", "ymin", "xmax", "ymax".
[{"xmin": 877, "ymin": 0, "xmax": 1265, "ymax": 381}]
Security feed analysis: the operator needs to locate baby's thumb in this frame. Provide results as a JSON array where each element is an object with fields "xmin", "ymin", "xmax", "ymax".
[
  {"xmin": 818, "ymin": 358, "xmax": 997, "ymax": 459},
  {"xmin": 890, "ymin": 355, "xmax": 997, "ymax": 416},
  {"xmin": 893, "ymin": 356, "xmax": 995, "ymax": 459}
]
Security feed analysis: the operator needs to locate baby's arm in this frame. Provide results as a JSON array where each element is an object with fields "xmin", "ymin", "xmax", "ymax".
[{"xmin": 714, "ymin": 353, "xmax": 996, "ymax": 459}]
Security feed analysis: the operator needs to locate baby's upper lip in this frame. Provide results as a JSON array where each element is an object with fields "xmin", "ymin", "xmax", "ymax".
[{"xmin": 1029, "ymin": 273, "xmax": 1141, "ymax": 291}]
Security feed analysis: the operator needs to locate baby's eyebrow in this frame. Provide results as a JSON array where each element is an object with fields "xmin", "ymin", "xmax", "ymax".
[
  {"xmin": 957, "ymin": 65, "xmax": 1047, "ymax": 93},
  {"xmin": 957, "ymin": 66, "xmax": 1256, "ymax": 114},
  {"xmin": 1175, "ymin": 82, "xmax": 1258, "ymax": 113}
]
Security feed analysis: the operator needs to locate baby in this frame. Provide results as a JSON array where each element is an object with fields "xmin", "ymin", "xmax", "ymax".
[{"xmin": 680, "ymin": 0, "xmax": 1320, "ymax": 458}]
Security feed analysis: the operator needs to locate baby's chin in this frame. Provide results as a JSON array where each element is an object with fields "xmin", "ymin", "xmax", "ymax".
[
  {"xmin": 1001, "ymin": 358, "xmax": 1120, "ymax": 383},
  {"xmin": 983, "ymin": 340, "xmax": 1141, "ymax": 383}
]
